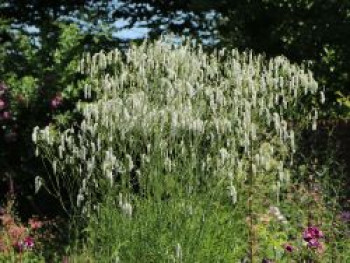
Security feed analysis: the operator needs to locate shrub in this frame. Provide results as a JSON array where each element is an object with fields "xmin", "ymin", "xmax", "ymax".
[
  {"xmin": 0, "ymin": 199, "xmax": 46, "ymax": 262},
  {"xmin": 33, "ymin": 37, "xmax": 323, "ymax": 260},
  {"xmin": 34, "ymin": 36, "xmax": 323, "ymax": 214}
]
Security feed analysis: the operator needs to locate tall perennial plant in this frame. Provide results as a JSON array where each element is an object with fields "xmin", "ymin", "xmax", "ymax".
[{"xmin": 32, "ymin": 37, "xmax": 323, "ymax": 220}]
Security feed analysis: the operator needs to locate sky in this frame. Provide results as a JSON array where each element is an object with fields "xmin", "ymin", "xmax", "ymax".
[
  {"xmin": 110, "ymin": 0, "xmax": 151, "ymax": 40},
  {"xmin": 14, "ymin": 0, "xmax": 218, "ymax": 45},
  {"xmin": 17, "ymin": 0, "xmax": 151, "ymax": 41},
  {"xmin": 112, "ymin": 19, "xmax": 150, "ymax": 40}
]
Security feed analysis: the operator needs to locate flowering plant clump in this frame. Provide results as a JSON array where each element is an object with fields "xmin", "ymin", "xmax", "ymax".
[
  {"xmin": 257, "ymin": 220, "xmax": 328, "ymax": 261},
  {"xmin": 303, "ymin": 226, "xmax": 324, "ymax": 250},
  {"xmin": 0, "ymin": 82, "xmax": 17, "ymax": 143},
  {"xmin": 0, "ymin": 201, "xmax": 45, "ymax": 261},
  {"xmin": 33, "ymin": 36, "xmax": 323, "ymax": 221}
]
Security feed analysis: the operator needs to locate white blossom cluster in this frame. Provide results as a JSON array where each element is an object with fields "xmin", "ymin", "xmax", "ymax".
[
  {"xmin": 32, "ymin": 36, "xmax": 323, "ymax": 214},
  {"xmin": 269, "ymin": 206, "xmax": 288, "ymax": 225}
]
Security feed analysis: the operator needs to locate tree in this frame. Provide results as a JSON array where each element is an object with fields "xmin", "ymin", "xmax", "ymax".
[{"xmin": 0, "ymin": 1, "xmax": 120, "ymax": 217}]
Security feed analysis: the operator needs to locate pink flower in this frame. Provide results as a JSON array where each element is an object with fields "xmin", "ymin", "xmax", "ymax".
[
  {"xmin": 303, "ymin": 231, "xmax": 313, "ymax": 242},
  {"xmin": 303, "ymin": 226, "xmax": 324, "ymax": 242},
  {"xmin": 13, "ymin": 236, "xmax": 35, "ymax": 252},
  {"xmin": 1, "ymin": 111, "xmax": 11, "ymax": 120},
  {"xmin": 23, "ymin": 236, "xmax": 34, "ymax": 249},
  {"xmin": 308, "ymin": 238, "xmax": 321, "ymax": 249},
  {"xmin": 51, "ymin": 95, "xmax": 63, "ymax": 109},
  {"xmin": 0, "ymin": 99, "xmax": 5, "ymax": 110},
  {"xmin": 303, "ymin": 226, "xmax": 325, "ymax": 251},
  {"xmin": 29, "ymin": 218, "xmax": 43, "ymax": 230}
]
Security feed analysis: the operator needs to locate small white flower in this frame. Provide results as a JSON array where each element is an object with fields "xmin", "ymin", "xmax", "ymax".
[
  {"xmin": 34, "ymin": 176, "xmax": 43, "ymax": 194},
  {"xmin": 77, "ymin": 193, "xmax": 84, "ymax": 208},
  {"xmin": 227, "ymin": 184, "xmax": 237, "ymax": 204},
  {"xmin": 121, "ymin": 202, "xmax": 133, "ymax": 217},
  {"xmin": 175, "ymin": 243, "xmax": 182, "ymax": 261},
  {"xmin": 53, "ymin": 160, "xmax": 57, "ymax": 175},
  {"xmin": 32, "ymin": 126, "xmax": 39, "ymax": 143},
  {"xmin": 320, "ymin": 91, "xmax": 325, "ymax": 104}
]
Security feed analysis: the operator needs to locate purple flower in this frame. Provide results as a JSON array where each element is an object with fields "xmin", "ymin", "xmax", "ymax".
[
  {"xmin": 262, "ymin": 259, "xmax": 273, "ymax": 263},
  {"xmin": 284, "ymin": 243, "xmax": 294, "ymax": 252},
  {"xmin": 23, "ymin": 236, "xmax": 34, "ymax": 249},
  {"xmin": 303, "ymin": 231, "xmax": 313, "ymax": 242},
  {"xmin": 303, "ymin": 226, "xmax": 324, "ymax": 242},
  {"xmin": 308, "ymin": 238, "xmax": 321, "ymax": 249}
]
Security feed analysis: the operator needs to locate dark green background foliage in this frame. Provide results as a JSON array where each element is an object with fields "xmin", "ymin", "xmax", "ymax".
[
  {"xmin": 0, "ymin": 1, "xmax": 119, "ymax": 215},
  {"xmin": 0, "ymin": 0, "xmax": 349, "ymax": 217}
]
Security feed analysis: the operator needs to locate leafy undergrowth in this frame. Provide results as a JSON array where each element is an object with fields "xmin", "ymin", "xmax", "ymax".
[
  {"xmin": 2, "ymin": 163, "xmax": 350, "ymax": 262},
  {"xmin": 82, "ymin": 195, "xmax": 247, "ymax": 262},
  {"xmin": 0, "ymin": 198, "xmax": 60, "ymax": 263},
  {"xmin": 66, "ymin": 173, "xmax": 350, "ymax": 262}
]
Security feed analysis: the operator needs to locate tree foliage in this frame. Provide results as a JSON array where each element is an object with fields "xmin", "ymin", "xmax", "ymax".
[{"xmin": 0, "ymin": 1, "xmax": 118, "ymax": 215}]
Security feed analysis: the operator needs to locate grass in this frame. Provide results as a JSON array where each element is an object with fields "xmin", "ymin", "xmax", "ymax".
[{"xmin": 82, "ymin": 195, "xmax": 248, "ymax": 262}]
